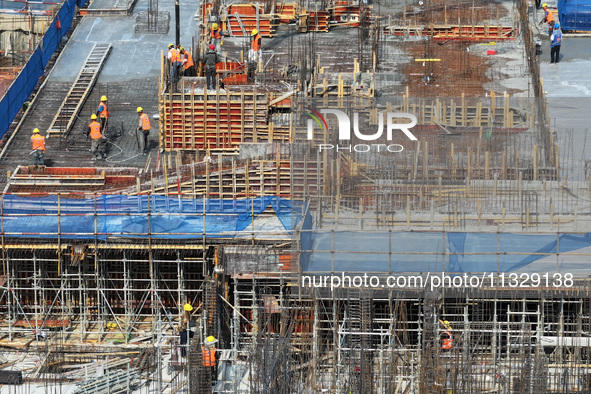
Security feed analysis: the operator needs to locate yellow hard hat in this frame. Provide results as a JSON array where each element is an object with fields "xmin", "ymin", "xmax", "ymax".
[
  {"xmin": 33, "ymin": 128, "xmax": 39, "ymax": 133},
  {"xmin": 207, "ymin": 335, "xmax": 215, "ymax": 342},
  {"xmin": 180, "ymin": 47, "xmax": 184, "ymax": 51},
  {"xmin": 169, "ymin": 43, "xmax": 174, "ymax": 48},
  {"xmin": 183, "ymin": 303, "xmax": 193, "ymax": 312},
  {"xmin": 212, "ymin": 23, "xmax": 218, "ymax": 30},
  {"xmin": 101, "ymin": 95, "xmax": 107, "ymax": 101},
  {"xmin": 137, "ymin": 107, "xmax": 143, "ymax": 112},
  {"xmin": 542, "ymin": 3, "xmax": 547, "ymax": 7},
  {"xmin": 444, "ymin": 320, "xmax": 450, "ymax": 324},
  {"xmin": 91, "ymin": 114, "xmax": 97, "ymax": 120},
  {"xmin": 252, "ymin": 28, "xmax": 258, "ymax": 35}
]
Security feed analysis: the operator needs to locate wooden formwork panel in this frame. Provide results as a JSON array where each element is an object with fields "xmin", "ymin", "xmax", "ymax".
[
  {"xmin": 276, "ymin": 3, "xmax": 297, "ymax": 23},
  {"xmin": 307, "ymin": 11, "xmax": 330, "ymax": 32}
]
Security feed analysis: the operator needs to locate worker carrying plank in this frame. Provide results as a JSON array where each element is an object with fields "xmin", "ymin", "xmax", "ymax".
[
  {"xmin": 30, "ymin": 128, "xmax": 46, "ymax": 167},
  {"xmin": 136, "ymin": 107, "xmax": 151, "ymax": 154}
]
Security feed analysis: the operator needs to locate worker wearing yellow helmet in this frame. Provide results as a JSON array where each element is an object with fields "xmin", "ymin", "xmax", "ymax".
[
  {"xmin": 209, "ymin": 22, "xmax": 224, "ymax": 55},
  {"xmin": 540, "ymin": 3, "xmax": 555, "ymax": 37},
  {"xmin": 249, "ymin": 28, "xmax": 262, "ymax": 64},
  {"xmin": 87, "ymin": 113, "xmax": 105, "ymax": 160},
  {"xmin": 31, "ymin": 128, "xmax": 46, "ymax": 167},
  {"xmin": 202, "ymin": 335, "xmax": 218, "ymax": 380},
  {"xmin": 136, "ymin": 106, "xmax": 151, "ymax": 154},
  {"xmin": 96, "ymin": 95, "xmax": 109, "ymax": 132}
]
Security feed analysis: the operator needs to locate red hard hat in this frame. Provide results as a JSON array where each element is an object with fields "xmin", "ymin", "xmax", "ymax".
[{"xmin": 209, "ymin": 44, "xmax": 215, "ymax": 50}]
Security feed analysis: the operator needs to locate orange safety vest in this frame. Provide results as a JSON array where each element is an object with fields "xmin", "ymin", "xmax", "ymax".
[
  {"xmin": 31, "ymin": 134, "xmax": 45, "ymax": 151},
  {"xmin": 169, "ymin": 48, "xmax": 181, "ymax": 63},
  {"xmin": 210, "ymin": 27, "xmax": 222, "ymax": 39},
  {"xmin": 545, "ymin": 9, "xmax": 555, "ymax": 24},
  {"xmin": 98, "ymin": 101, "xmax": 108, "ymax": 118},
  {"xmin": 441, "ymin": 331, "xmax": 453, "ymax": 350},
  {"xmin": 184, "ymin": 52, "xmax": 194, "ymax": 69},
  {"xmin": 139, "ymin": 113, "xmax": 151, "ymax": 130},
  {"xmin": 202, "ymin": 347, "xmax": 216, "ymax": 366},
  {"xmin": 251, "ymin": 33, "xmax": 262, "ymax": 51},
  {"xmin": 89, "ymin": 121, "xmax": 102, "ymax": 139}
]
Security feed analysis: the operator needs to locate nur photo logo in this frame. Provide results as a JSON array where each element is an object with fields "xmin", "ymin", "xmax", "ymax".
[{"xmin": 305, "ymin": 108, "xmax": 419, "ymax": 153}]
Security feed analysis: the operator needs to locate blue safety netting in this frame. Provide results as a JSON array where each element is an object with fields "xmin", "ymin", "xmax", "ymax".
[
  {"xmin": 558, "ymin": 0, "xmax": 591, "ymax": 31},
  {"xmin": 0, "ymin": 195, "xmax": 304, "ymax": 240},
  {"xmin": 0, "ymin": 0, "xmax": 87, "ymax": 138},
  {"xmin": 302, "ymin": 231, "xmax": 591, "ymax": 273}
]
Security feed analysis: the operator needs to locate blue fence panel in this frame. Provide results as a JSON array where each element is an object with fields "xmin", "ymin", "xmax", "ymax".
[
  {"xmin": 0, "ymin": 0, "xmax": 88, "ymax": 138},
  {"xmin": 558, "ymin": 0, "xmax": 591, "ymax": 31}
]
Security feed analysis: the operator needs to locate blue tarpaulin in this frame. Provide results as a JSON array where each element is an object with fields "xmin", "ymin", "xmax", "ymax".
[
  {"xmin": 302, "ymin": 231, "xmax": 591, "ymax": 273},
  {"xmin": 0, "ymin": 0, "xmax": 87, "ymax": 138},
  {"xmin": 558, "ymin": 0, "xmax": 591, "ymax": 31},
  {"xmin": 0, "ymin": 195, "xmax": 303, "ymax": 240}
]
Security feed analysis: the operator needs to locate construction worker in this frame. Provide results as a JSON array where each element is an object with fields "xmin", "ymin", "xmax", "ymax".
[
  {"xmin": 179, "ymin": 303, "xmax": 194, "ymax": 356},
  {"xmin": 181, "ymin": 47, "xmax": 196, "ymax": 77},
  {"xmin": 250, "ymin": 28, "xmax": 262, "ymax": 63},
  {"xmin": 167, "ymin": 43, "xmax": 182, "ymax": 84},
  {"xmin": 550, "ymin": 23, "xmax": 562, "ymax": 64},
  {"xmin": 202, "ymin": 336, "xmax": 218, "ymax": 381},
  {"xmin": 87, "ymin": 114, "xmax": 105, "ymax": 160},
  {"xmin": 136, "ymin": 107, "xmax": 151, "ymax": 154},
  {"xmin": 203, "ymin": 44, "xmax": 218, "ymax": 91},
  {"xmin": 540, "ymin": 4, "xmax": 555, "ymax": 38},
  {"xmin": 30, "ymin": 128, "xmax": 45, "ymax": 167},
  {"xmin": 209, "ymin": 23, "xmax": 224, "ymax": 54},
  {"xmin": 96, "ymin": 95, "xmax": 109, "ymax": 132},
  {"xmin": 441, "ymin": 330, "xmax": 453, "ymax": 350}
]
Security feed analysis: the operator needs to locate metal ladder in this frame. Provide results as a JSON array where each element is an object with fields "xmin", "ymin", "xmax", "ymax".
[{"xmin": 46, "ymin": 44, "xmax": 112, "ymax": 137}]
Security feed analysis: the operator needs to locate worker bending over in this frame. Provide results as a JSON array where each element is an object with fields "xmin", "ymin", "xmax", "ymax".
[{"xmin": 541, "ymin": 4, "xmax": 555, "ymax": 37}]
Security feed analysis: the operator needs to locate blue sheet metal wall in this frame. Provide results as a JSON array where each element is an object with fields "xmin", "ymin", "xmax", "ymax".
[
  {"xmin": 558, "ymin": 0, "xmax": 591, "ymax": 31},
  {"xmin": 0, "ymin": 0, "xmax": 88, "ymax": 138}
]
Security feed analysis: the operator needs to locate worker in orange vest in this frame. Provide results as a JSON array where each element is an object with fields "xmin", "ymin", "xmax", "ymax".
[
  {"xmin": 540, "ymin": 4, "xmax": 555, "ymax": 37},
  {"xmin": 30, "ymin": 128, "xmax": 46, "ymax": 167},
  {"xmin": 87, "ymin": 114, "xmax": 105, "ymax": 160},
  {"xmin": 209, "ymin": 23, "xmax": 224, "ymax": 54},
  {"xmin": 180, "ymin": 47, "xmax": 196, "ymax": 77},
  {"xmin": 167, "ymin": 43, "xmax": 182, "ymax": 84},
  {"xmin": 136, "ymin": 107, "xmax": 151, "ymax": 154},
  {"xmin": 250, "ymin": 28, "xmax": 262, "ymax": 63},
  {"xmin": 96, "ymin": 95, "xmax": 109, "ymax": 132},
  {"xmin": 202, "ymin": 335, "xmax": 218, "ymax": 381}
]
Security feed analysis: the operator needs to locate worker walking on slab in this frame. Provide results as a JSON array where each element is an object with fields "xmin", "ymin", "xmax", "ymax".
[
  {"xmin": 30, "ymin": 128, "xmax": 46, "ymax": 167},
  {"xmin": 87, "ymin": 114, "xmax": 105, "ymax": 160},
  {"xmin": 96, "ymin": 95, "xmax": 109, "ymax": 134},
  {"xmin": 202, "ymin": 336, "xmax": 218, "ymax": 382},
  {"xmin": 136, "ymin": 107, "xmax": 151, "ymax": 154},
  {"xmin": 540, "ymin": 4, "xmax": 555, "ymax": 38},
  {"xmin": 550, "ymin": 23, "xmax": 562, "ymax": 64},
  {"xmin": 168, "ymin": 44, "xmax": 182, "ymax": 84},
  {"xmin": 203, "ymin": 44, "xmax": 219, "ymax": 91},
  {"xmin": 209, "ymin": 23, "xmax": 224, "ymax": 55},
  {"xmin": 181, "ymin": 47, "xmax": 196, "ymax": 77}
]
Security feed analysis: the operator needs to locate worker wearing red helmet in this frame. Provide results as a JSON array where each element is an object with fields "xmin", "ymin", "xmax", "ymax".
[{"xmin": 202, "ymin": 44, "xmax": 219, "ymax": 91}]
